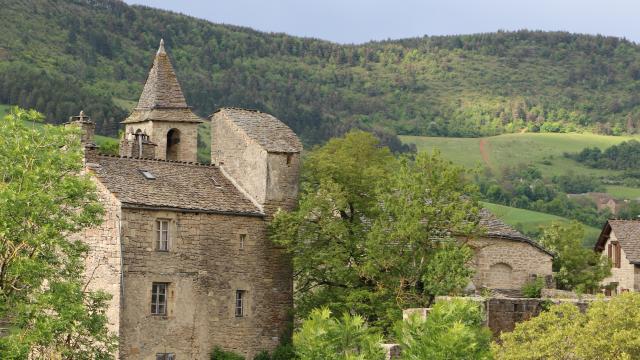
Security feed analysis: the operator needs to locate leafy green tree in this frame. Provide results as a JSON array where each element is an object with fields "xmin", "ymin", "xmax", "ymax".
[
  {"xmin": 0, "ymin": 108, "xmax": 115, "ymax": 359},
  {"xmin": 539, "ymin": 222, "xmax": 611, "ymax": 293},
  {"xmin": 293, "ymin": 308, "xmax": 384, "ymax": 360},
  {"xmin": 270, "ymin": 131, "xmax": 480, "ymax": 331},
  {"xmin": 396, "ymin": 299, "xmax": 492, "ymax": 360},
  {"xmin": 493, "ymin": 292, "xmax": 640, "ymax": 359}
]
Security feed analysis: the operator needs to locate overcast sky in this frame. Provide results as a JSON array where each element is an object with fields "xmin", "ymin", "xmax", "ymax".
[{"xmin": 124, "ymin": 0, "xmax": 640, "ymax": 44}]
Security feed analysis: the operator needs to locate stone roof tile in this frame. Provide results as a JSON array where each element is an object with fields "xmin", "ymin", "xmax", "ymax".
[
  {"xmin": 214, "ymin": 107, "xmax": 302, "ymax": 153},
  {"xmin": 599, "ymin": 220, "xmax": 640, "ymax": 264},
  {"xmin": 89, "ymin": 154, "xmax": 261, "ymax": 216}
]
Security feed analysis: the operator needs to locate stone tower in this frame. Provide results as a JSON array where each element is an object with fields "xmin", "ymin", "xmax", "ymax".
[
  {"xmin": 211, "ymin": 108, "xmax": 303, "ymax": 217},
  {"xmin": 120, "ymin": 39, "xmax": 202, "ymax": 161}
]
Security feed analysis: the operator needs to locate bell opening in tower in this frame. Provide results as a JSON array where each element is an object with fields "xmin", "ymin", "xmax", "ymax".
[{"xmin": 166, "ymin": 128, "xmax": 181, "ymax": 161}]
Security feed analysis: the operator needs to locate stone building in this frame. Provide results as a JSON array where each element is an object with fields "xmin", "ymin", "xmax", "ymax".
[
  {"xmin": 595, "ymin": 220, "xmax": 640, "ymax": 294},
  {"xmin": 467, "ymin": 210, "xmax": 554, "ymax": 293},
  {"xmin": 72, "ymin": 40, "xmax": 302, "ymax": 359}
]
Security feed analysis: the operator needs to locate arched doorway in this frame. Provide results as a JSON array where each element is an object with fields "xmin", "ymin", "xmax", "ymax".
[
  {"xmin": 488, "ymin": 262, "xmax": 513, "ymax": 289},
  {"xmin": 166, "ymin": 128, "xmax": 181, "ymax": 161}
]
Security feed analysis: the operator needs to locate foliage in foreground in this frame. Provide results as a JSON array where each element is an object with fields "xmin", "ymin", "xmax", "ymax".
[
  {"xmin": 270, "ymin": 131, "xmax": 481, "ymax": 332},
  {"xmin": 0, "ymin": 108, "xmax": 115, "ymax": 358},
  {"xmin": 396, "ymin": 299, "xmax": 492, "ymax": 360},
  {"xmin": 539, "ymin": 222, "xmax": 611, "ymax": 293},
  {"xmin": 493, "ymin": 292, "xmax": 640, "ymax": 359},
  {"xmin": 293, "ymin": 308, "xmax": 384, "ymax": 360},
  {"xmin": 210, "ymin": 346, "xmax": 244, "ymax": 360}
]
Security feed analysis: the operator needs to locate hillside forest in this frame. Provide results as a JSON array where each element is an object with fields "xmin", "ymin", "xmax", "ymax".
[{"xmin": 2, "ymin": 0, "xmax": 640, "ymax": 149}]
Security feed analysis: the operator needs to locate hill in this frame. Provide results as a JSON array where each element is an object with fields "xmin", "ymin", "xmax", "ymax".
[{"xmin": 1, "ymin": 0, "xmax": 640, "ymax": 146}]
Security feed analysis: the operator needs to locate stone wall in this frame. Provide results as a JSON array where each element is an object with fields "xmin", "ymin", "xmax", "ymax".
[
  {"xmin": 211, "ymin": 114, "xmax": 301, "ymax": 216},
  {"xmin": 117, "ymin": 208, "xmax": 292, "ymax": 360},
  {"xmin": 77, "ymin": 178, "xmax": 123, "ymax": 340},
  {"xmin": 600, "ymin": 232, "xmax": 638, "ymax": 292},
  {"xmin": 211, "ymin": 115, "xmax": 268, "ymax": 206},
  {"xmin": 468, "ymin": 237, "xmax": 553, "ymax": 290}
]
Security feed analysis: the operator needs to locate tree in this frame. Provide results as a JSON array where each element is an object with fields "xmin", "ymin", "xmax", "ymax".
[
  {"xmin": 493, "ymin": 292, "xmax": 640, "ymax": 359},
  {"xmin": 396, "ymin": 299, "xmax": 492, "ymax": 360},
  {"xmin": 270, "ymin": 131, "xmax": 480, "ymax": 331},
  {"xmin": 539, "ymin": 222, "xmax": 611, "ymax": 293},
  {"xmin": 0, "ymin": 108, "xmax": 115, "ymax": 358},
  {"xmin": 293, "ymin": 308, "xmax": 384, "ymax": 360}
]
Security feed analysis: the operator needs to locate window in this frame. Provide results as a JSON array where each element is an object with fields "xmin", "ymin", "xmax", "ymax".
[
  {"xmin": 151, "ymin": 283, "xmax": 168, "ymax": 315},
  {"xmin": 286, "ymin": 154, "xmax": 293, "ymax": 166},
  {"xmin": 239, "ymin": 234, "xmax": 246, "ymax": 250},
  {"xmin": 609, "ymin": 242, "xmax": 621, "ymax": 268},
  {"xmin": 140, "ymin": 169, "xmax": 156, "ymax": 180},
  {"xmin": 156, "ymin": 220, "xmax": 169, "ymax": 251},
  {"xmin": 156, "ymin": 353, "xmax": 175, "ymax": 360},
  {"xmin": 235, "ymin": 290, "xmax": 245, "ymax": 317}
]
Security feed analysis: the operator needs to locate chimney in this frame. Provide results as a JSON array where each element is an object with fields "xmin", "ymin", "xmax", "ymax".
[
  {"xmin": 65, "ymin": 110, "xmax": 97, "ymax": 150},
  {"xmin": 120, "ymin": 130, "xmax": 157, "ymax": 159}
]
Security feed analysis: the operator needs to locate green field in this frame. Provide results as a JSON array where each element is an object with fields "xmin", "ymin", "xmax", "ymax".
[
  {"xmin": 402, "ymin": 133, "xmax": 639, "ymax": 178},
  {"xmin": 482, "ymin": 202, "xmax": 601, "ymax": 245}
]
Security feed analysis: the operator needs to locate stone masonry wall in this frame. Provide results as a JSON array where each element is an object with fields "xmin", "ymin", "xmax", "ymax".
[
  {"xmin": 118, "ymin": 208, "xmax": 292, "ymax": 360},
  {"xmin": 76, "ymin": 178, "xmax": 123, "ymax": 339},
  {"xmin": 468, "ymin": 237, "xmax": 553, "ymax": 290},
  {"xmin": 264, "ymin": 152, "xmax": 300, "ymax": 215},
  {"xmin": 211, "ymin": 116, "xmax": 268, "ymax": 206}
]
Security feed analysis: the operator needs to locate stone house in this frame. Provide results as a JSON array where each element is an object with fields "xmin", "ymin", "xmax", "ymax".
[
  {"xmin": 466, "ymin": 210, "xmax": 554, "ymax": 293},
  {"xmin": 595, "ymin": 220, "xmax": 640, "ymax": 294},
  {"xmin": 71, "ymin": 40, "xmax": 302, "ymax": 359}
]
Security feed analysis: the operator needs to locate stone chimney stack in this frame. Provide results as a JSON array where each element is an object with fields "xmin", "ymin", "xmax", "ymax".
[
  {"xmin": 66, "ymin": 110, "xmax": 97, "ymax": 150},
  {"xmin": 120, "ymin": 129, "xmax": 157, "ymax": 159}
]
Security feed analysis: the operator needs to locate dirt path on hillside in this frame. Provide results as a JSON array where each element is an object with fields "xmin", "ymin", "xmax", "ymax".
[{"xmin": 479, "ymin": 138, "xmax": 493, "ymax": 170}]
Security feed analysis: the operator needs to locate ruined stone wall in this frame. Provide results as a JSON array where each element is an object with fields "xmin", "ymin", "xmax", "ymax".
[
  {"xmin": 76, "ymin": 178, "xmax": 123, "ymax": 338},
  {"xmin": 122, "ymin": 122, "xmax": 199, "ymax": 162},
  {"xmin": 601, "ymin": 232, "xmax": 637, "ymax": 292},
  {"xmin": 468, "ymin": 237, "xmax": 553, "ymax": 290},
  {"xmin": 118, "ymin": 208, "xmax": 292, "ymax": 360}
]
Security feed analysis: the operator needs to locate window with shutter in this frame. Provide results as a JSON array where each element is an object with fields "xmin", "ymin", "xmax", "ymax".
[
  {"xmin": 615, "ymin": 242, "xmax": 621, "ymax": 268},
  {"xmin": 608, "ymin": 243, "xmax": 612, "ymax": 259}
]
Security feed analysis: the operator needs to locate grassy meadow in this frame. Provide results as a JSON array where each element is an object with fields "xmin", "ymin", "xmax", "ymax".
[
  {"xmin": 401, "ymin": 132, "xmax": 639, "ymax": 179},
  {"xmin": 482, "ymin": 202, "xmax": 601, "ymax": 245}
]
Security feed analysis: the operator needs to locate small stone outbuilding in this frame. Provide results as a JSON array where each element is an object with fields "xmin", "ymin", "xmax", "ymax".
[{"xmin": 467, "ymin": 210, "xmax": 554, "ymax": 292}]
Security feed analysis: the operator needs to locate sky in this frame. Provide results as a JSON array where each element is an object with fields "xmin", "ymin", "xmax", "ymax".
[{"xmin": 124, "ymin": 0, "xmax": 640, "ymax": 44}]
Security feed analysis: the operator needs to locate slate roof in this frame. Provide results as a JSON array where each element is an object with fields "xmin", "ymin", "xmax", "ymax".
[
  {"xmin": 88, "ymin": 154, "xmax": 261, "ymax": 216},
  {"xmin": 122, "ymin": 39, "xmax": 202, "ymax": 124},
  {"xmin": 213, "ymin": 107, "xmax": 303, "ymax": 153},
  {"xmin": 478, "ymin": 209, "xmax": 553, "ymax": 256},
  {"xmin": 595, "ymin": 220, "xmax": 640, "ymax": 264}
]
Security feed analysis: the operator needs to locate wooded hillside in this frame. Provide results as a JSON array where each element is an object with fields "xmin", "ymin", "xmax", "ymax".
[{"xmin": 1, "ymin": 0, "xmax": 640, "ymax": 146}]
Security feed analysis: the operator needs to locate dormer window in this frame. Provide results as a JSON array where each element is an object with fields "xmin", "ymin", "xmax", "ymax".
[{"xmin": 140, "ymin": 170, "xmax": 156, "ymax": 180}]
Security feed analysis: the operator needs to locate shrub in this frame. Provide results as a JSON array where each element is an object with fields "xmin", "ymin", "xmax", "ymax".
[
  {"xmin": 210, "ymin": 346, "xmax": 244, "ymax": 360},
  {"xmin": 396, "ymin": 299, "xmax": 492, "ymax": 360},
  {"xmin": 293, "ymin": 308, "xmax": 384, "ymax": 360},
  {"xmin": 253, "ymin": 344, "xmax": 296, "ymax": 360},
  {"xmin": 521, "ymin": 277, "xmax": 545, "ymax": 298}
]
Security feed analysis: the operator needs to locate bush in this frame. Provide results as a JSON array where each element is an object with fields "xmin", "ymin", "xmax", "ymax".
[
  {"xmin": 293, "ymin": 308, "xmax": 384, "ymax": 360},
  {"xmin": 253, "ymin": 344, "xmax": 296, "ymax": 360},
  {"xmin": 493, "ymin": 293, "xmax": 640, "ymax": 359},
  {"xmin": 211, "ymin": 346, "xmax": 244, "ymax": 360},
  {"xmin": 521, "ymin": 277, "xmax": 545, "ymax": 298},
  {"xmin": 396, "ymin": 299, "xmax": 492, "ymax": 360}
]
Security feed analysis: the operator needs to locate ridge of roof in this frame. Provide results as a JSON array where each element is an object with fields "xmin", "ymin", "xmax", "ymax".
[{"xmin": 92, "ymin": 153, "xmax": 215, "ymax": 167}]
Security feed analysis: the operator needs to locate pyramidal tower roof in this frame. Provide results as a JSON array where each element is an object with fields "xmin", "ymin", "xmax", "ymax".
[{"xmin": 123, "ymin": 39, "xmax": 202, "ymax": 124}]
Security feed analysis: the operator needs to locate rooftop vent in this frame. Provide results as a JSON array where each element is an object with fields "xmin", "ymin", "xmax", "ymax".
[{"xmin": 139, "ymin": 170, "xmax": 156, "ymax": 180}]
